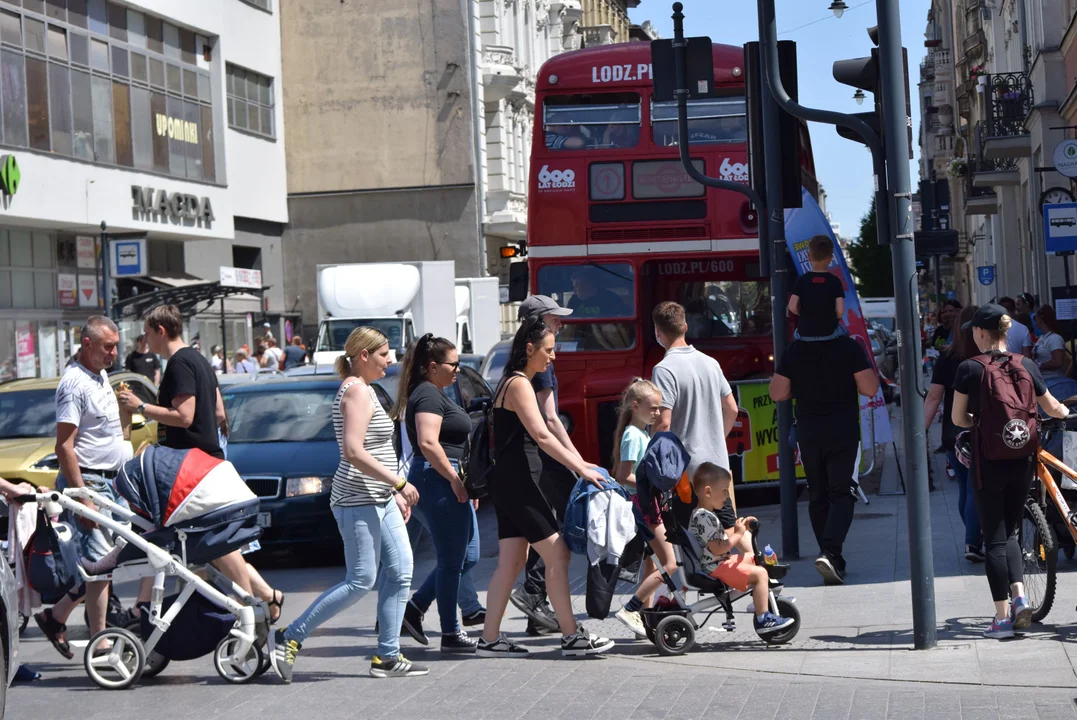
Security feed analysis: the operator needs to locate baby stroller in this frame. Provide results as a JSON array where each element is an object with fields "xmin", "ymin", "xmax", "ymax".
[
  {"xmin": 632, "ymin": 433, "xmax": 801, "ymax": 656},
  {"xmin": 20, "ymin": 446, "xmax": 271, "ymax": 690}
]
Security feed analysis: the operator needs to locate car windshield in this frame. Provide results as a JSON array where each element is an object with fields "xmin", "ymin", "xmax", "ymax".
[
  {"xmin": 317, "ymin": 319, "xmax": 407, "ymax": 352},
  {"xmin": 224, "ymin": 389, "xmax": 337, "ymax": 443},
  {"xmin": 483, "ymin": 347, "xmax": 510, "ymax": 384},
  {"xmin": 0, "ymin": 389, "xmax": 55, "ymax": 438}
]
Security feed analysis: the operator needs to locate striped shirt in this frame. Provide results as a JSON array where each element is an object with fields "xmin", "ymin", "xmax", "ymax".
[{"xmin": 331, "ymin": 380, "xmax": 396, "ymax": 507}]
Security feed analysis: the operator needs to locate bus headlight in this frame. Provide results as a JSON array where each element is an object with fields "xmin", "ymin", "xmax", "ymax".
[{"xmin": 286, "ymin": 477, "xmax": 332, "ymax": 497}]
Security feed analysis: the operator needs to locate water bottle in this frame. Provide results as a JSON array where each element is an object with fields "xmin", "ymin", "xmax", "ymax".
[{"xmin": 763, "ymin": 544, "xmax": 778, "ymax": 566}]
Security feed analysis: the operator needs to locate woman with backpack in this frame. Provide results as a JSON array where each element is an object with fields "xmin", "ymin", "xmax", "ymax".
[
  {"xmin": 480, "ymin": 317, "xmax": 614, "ymax": 658},
  {"xmin": 389, "ymin": 334, "xmax": 482, "ymax": 654},
  {"xmin": 951, "ymin": 304, "xmax": 1070, "ymax": 639},
  {"xmin": 923, "ymin": 305, "xmax": 983, "ymax": 562}
]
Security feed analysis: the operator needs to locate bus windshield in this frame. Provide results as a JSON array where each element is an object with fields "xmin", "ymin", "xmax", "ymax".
[
  {"xmin": 679, "ymin": 280, "xmax": 772, "ymax": 339},
  {"xmin": 652, "ymin": 97, "xmax": 747, "ymax": 147},
  {"xmin": 543, "ymin": 93, "xmax": 641, "ymax": 151},
  {"xmin": 537, "ymin": 262, "xmax": 635, "ymax": 352}
]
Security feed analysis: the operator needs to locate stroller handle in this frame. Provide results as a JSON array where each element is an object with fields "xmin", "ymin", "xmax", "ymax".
[{"xmin": 748, "ymin": 519, "xmax": 760, "ymax": 535}]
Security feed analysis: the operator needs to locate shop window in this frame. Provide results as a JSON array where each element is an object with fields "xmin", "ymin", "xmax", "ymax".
[
  {"xmin": 23, "ymin": 1, "xmax": 44, "ymax": 15},
  {"xmin": 165, "ymin": 62, "xmax": 179, "ymax": 93},
  {"xmin": 48, "ymin": 62, "xmax": 72, "ymax": 155},
  {"xmin": 11, "ymin": 271, "xmax": 33, "ymax": 308},
  {"xmin": 179, "ymin": 28, "xmax": 194, "ymax": 65},
  {"xmin": 165, "ymin": 94, "xmax": 183, "ymax": 175},
  {"xmin": 34, "ymin": 271, "xmax": 54, "ymax": 308},
  {"xmin": 232, "ymin": 245, "xmax": 262, "ymax": 270},
  {"xmin": 129, "ymin": 50, "xmax": 144, "ymax": 82},
  {"xmin": 0, "ymin": 272, "xmax": 9, "ymax": 308},
  {"xmin": 226, "ymin": 63, "xmax": 275, "ymax": 139},
  {"xmin": 127, "ymin": 9, "xmax": 144, "ymax": 48},
  {"xmin": 24, "ymin": 18, "xmax": 44, "ymax": 54},
  {"xmin": 88, "ymin": 36, "xmax": 106, "ymax": 70},
  {"xmin": 90, "ymin": 73, "xmax": 112, "ymax": 162},
  {"xmin": 69, "ymin": 32, "xmax": 87, "ymax": 65},
  {"xmin": 162, "ymin": 22, "xmax": 179, "ymax": 61},
  {"xmin": 148, "ymin": 56, "xmax": 162, "ymax": 87},
  {"xmin": 150, "ymin": 90, "xmax": 167, "ymax": 171},
  {"xmin": 200, "ymin": 104, "xmax": 214, "ymax": 181},
  {"xmin": 0, "ymin": 233, "xmax": 7, "ymax": 265},
  {"xmin": 26, "ymin": 57, "xmax": 49, "ymax": 150},
  {"xmin": 68, "ymin": 0, "xmax": 86, "ymax": 29},
  {"xmin": 111, "ymin": 80, "xmax": 131, "ymax": 166},
  {"xmin": 183, "ymin": 100, "xmax": 200, "ymax": 179},
  {"xmin": 0, "ymin": 11, "xmax": 20, "ymax": 47},
  {"xmin": 106, "ymin": 1, "xmax": 125, "ymax": 41},
  {"xmin": 46, "ymin": 24, "xmax": 65, "ymax": 59},
  {"xmin": 109, "ymin": 43, "xmax": 126, "ymax": 77},
  {"xmin": 32, "ymin": 232, "xmax": 52, "ymax": 267},
  {"xmin": 46, "ymin": 0, "xmax": 65, "ymax": 23},
  {"xmin": 145, "ymin": 15, "xmax": 161, "ymax": 54},
  {"xmin": 87, "ymin": 0, "xmax": 106, "ymax": 36},
  {"xmin": 148, "ymin": 240, "xmax": 183, "ymax": 273},
  {"xmin": 2, "ymin": 50, "xmax": 28, "ymax": 148},
  {"xmin": 56, "ymin": 236, "xmax": 76, "ymax": 267},
  {"xmin": 130, "ymin": 85, "xmax": 151, "ymax": 170},
  {"xmin": 71, "ymin": 68, "xmax": 92, "ymax": 159},
  {"xmin": 10, "ymin": 231, "xmax": 32, "ymax": 266}
]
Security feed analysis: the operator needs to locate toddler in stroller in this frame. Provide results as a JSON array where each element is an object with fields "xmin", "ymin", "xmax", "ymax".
[
  {"xmin": 21, "ymin": 446, "xmax": 271, "ymax": 689},
  {"xmin": 631, "ymin": 437, "xmax": 800, "ymax": 655}
]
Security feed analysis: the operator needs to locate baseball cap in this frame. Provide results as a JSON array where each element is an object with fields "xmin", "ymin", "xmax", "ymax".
[
  {"xmin": 518, "ymin": 294, "xmax": 573, "ymax": 321},
  {"xmin": 962, "ymin": 303, "xmax": 1008, "ymax": 331}
]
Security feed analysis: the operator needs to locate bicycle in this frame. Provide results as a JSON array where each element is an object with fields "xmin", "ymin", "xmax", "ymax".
[{"xmin": 1020, "ymin": 415, "xmax": 1077, "ymax": 622}]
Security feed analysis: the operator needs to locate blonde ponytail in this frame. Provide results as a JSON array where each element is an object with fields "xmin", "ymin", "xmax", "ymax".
[{"xmin": 334, "ymin": 354, "xmax": 351, "ymax": 380}]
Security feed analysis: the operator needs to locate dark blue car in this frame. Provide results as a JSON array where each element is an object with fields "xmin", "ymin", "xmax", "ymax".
[{"xmin": 222, "ymin": 366, "xmax": 492, "ymax": 553}]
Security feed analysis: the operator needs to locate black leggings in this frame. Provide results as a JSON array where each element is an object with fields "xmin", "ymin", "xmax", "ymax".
[{"xmin": 970, "ymin": 460, "xmax": 1031, "ymax": 602}]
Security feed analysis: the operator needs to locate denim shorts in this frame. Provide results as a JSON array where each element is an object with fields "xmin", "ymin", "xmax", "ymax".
[{"xmin": 55, "ymin": 471, "xmax": 130, "ymax": 563}]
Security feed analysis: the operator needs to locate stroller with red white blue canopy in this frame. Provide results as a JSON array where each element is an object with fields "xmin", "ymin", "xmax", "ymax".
[{"xmin": 21, "ymin": 446, "xmax": 271, "ymax": 689}]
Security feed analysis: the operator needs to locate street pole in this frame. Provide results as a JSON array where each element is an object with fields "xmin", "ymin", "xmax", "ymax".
[
  {"xmin": 934, "ymin": 255, "xmax": 942, "ymax": 313},
  {"xmin": 100, "ymin": 221, "xmax": 111, "ymax": 320},
  {"xmin": 877, "ymin": 0, "xmax": 936, "ymax": 650},
  {"xmin": 220, "ymin": 298, "xmax": 227, "ymax": 374},
  {"xmin": 754, "ymin": 11, "xmax": 798, "ymax": 558}
]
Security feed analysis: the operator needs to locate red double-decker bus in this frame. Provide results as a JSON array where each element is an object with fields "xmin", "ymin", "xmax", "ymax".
[{"xmin": 524, "ymin": 42, "xmax": 818, "ymax": 481}]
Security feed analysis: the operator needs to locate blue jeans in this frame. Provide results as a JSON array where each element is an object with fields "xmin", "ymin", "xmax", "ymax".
[
  {"xmin": 946, "ymin": 449, "xmax": 982, "ymax": 548},
  {"xmin": 284, "ymin": 499, "xmax": 413, "ymax": 659},
  {"xmin": 56, "ymin": 471, "xmax": 129, "ymax": 563},
  {"xmin": 407, "ymin": 460, "xmax": 479, "ymax": 634}
]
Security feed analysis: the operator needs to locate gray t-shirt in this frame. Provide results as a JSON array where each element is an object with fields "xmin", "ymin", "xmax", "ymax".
[
  {"xmin": 652, "ymin": 345, "xmax": 733, "ymax": 475},
  {"xmin": 55, "ymin": 363, "xmax": 132, "ymax": 471}
]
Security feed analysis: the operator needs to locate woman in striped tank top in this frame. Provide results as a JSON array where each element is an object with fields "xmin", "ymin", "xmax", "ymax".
[{"xmin": 270, "ymin": 327, "xmax": 428, "ymax": 683}]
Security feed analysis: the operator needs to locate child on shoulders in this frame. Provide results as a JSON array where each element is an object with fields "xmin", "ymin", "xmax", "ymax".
[{"xmin": 788, "ymin": 234, "xmax": 846, "ymax": 342}]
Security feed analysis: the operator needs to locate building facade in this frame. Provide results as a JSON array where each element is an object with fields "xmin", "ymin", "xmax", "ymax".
[
  {"xmin": 0, "ymin": 0, "xmax": 287, "ymax": 381},
  {"xmin": 279, "ymin": 0, "xmax": 647, "ymax": 340}
]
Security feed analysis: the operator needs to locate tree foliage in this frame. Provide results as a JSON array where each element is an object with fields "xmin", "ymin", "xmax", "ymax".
[{"xmin": 844, "ymin": 197, "xmax": 894, "ymax": 297}]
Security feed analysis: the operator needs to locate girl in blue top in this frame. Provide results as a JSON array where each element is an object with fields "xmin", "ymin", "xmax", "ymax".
[{"xmin": 611, "ymin": 379, "xmax": 679, "ymax": 639}]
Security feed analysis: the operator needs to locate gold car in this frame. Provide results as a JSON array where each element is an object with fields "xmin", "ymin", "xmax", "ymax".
[{"xmin": 0, "ymin": 372, "xmax": 159, "ymax": 489}]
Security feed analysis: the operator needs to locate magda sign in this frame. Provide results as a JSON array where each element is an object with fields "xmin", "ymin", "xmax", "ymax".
[{"xmin": 131, "ymin": 185, "xmax": 215, "ymax": 225}]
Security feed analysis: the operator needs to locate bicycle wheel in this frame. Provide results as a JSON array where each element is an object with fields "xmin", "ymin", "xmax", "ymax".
[{"xmin": 1020, "ymin": 501, "xmax": 1056, "ymax": 623}]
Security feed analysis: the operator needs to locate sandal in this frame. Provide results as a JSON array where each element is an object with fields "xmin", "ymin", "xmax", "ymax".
[
  {"xmin": 34, "ymin": 609, "xmax": 73, "ymax": 660},
  {"xmin": 268, "ymin": 589, "xmax": 285, "ymax": 625}
]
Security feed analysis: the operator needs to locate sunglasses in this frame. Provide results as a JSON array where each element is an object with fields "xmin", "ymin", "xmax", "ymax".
[{"xmin": 440, "ymin": 361, "xmax": 461, "ymax": 370}]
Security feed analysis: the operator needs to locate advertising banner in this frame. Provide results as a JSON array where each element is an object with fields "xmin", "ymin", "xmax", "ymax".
[
  {"xmin": 784, "ymin": 188, "xmax": 894, "ymax": 447},
  {"xmin": 730, "ymin": 380, "xmax": 805, "ymax": 484},
  {"xmin": 15, "ymin": 322, "xmax": 35, "ymax": 378}
]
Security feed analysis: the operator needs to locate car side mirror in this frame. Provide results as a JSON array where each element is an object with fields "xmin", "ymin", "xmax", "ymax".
[
  {"xmin": 467, "ymin": 398, "xmax": 488, "ymax": 414},
  {"xmin": 885, "ymin": 346, "xmax": 898, "ymax": 358}
]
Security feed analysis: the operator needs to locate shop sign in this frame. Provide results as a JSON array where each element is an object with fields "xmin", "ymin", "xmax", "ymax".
[
  {"xmin": 76, "ymin": 235, "xmax": 96, "ymax": 269},
  {"xmin": 155, "ymin": 113, "xmax": 199, "ymax": 144},
  {"xmin": 58, "ymin": 273, "xmax": 77, "ymax": 307},
  {"xmin": 220, "ymin": 266, "xmax": 262, "ymax": 289},
  {"xmin": 1054, "ymin": 139, "xmax": 1077, "ymax": 178},
  {"xmin": 78, "ymin": 274, "xmax": 98, "ymax": 307},
  {"xmin": 0, "ymin": 154, "xmax": 20, "ymax": 197},
  {"xmin": 131, "ymin": 186, "xmax": 215, "ymax": 225},
  {"xmin": 15, "ymin": 322, "xmax": 35, "ymax": 378}
]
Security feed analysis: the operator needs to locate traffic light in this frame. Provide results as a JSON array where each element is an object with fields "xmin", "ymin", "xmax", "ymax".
[
  {"xmin": 744, "ymin": 40, "xmax": 803, "ymax": 209},
  {"xmin": 832, "ymin": 26, "xmax": 912, "ymax": 159}
]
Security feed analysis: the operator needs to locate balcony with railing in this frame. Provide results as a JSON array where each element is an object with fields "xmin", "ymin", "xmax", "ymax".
[
  {"xmin": 962, "ymin": 153, "xmax": 998, "ymax": 215},
  {"xmin": 933, "ymin": 48, "xmax": 953, "ymax": 72},
  {"xmin": 963, "ymin": 28, "xmax": 986, "ymax": 58},
  {"xmin": 979, "ymin": 72, "xmax": 1033, "ymax": 160}
]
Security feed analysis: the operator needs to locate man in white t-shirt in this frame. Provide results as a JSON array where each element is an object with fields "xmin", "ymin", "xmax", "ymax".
[
  {"xmin": 999, "ymin": 297, "xmax": 1032, "ymax": 357},
  {"xmin": 263, "ymin": 337, "xmax": 284, "ymax": 371},
  {"xmin": 34, "ymin": 316, "xmax": 133, "ymax": 658}
]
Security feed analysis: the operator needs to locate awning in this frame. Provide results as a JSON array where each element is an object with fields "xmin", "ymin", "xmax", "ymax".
[{"xmin": 113, "ymin": 279, "xmax": 267, "ymax": 320}]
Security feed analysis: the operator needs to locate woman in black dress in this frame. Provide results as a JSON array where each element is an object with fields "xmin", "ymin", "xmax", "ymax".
[{"xmin": 478, "ymin": 318, "xmax": 614, "ymax": 658}]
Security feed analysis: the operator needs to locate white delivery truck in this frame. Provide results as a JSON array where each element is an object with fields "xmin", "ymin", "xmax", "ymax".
[
  {"xmin": 861, "ymin": 297, "xmax": 897, "ymax": 333},
  {"xmin": 314, "ymin": 261, "xmax": 457, "ymax": 366},
  {"xmin": 455, "ymin": 277, "xmax": 500, "ymax": 357}
]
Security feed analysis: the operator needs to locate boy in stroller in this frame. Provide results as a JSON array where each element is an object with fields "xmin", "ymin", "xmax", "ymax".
[{"xmin": 689, "ymin": 464, "xmax": 794, "ymax": 636}]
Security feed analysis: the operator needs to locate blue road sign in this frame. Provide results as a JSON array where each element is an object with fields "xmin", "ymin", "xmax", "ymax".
[
  {"xmin": 977, "ymin": 266, "xmax": 995, "ymax": 286},
  {"xmin": 111, "ymin": 238, "xmax": 147, "ymax": 278},
  {"xmin": 1044, "ymin": 202, "xmax": 1077, "ymax": 254}
]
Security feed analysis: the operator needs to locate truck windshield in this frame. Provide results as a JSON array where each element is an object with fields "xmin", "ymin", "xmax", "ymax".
[
  {"xmin": 318, "ymin": 319, "xmax": 409, "ymax": 352},
  {"xmin": 536, "ymin": 262, "xmax": 636, "ymax": 352}
]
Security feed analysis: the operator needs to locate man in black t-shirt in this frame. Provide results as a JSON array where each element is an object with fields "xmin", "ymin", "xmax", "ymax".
[
  {"xmin": 510, "ymin": 294, "xmax": 577, "ymax": 635},
  {"xmin": 124, "ymin": 334, "xmax": 161, "ymax": 384},
  {"xmin": 770, "ymin": 336, "xmax": 878, "ymax": 585},
  {"xmin": 117, "ymin": 304, "xmax": 223, "ymax": 459}
]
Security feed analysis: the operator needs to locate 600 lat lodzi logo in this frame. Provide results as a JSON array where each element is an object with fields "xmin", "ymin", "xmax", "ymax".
[{"xmin": 537, "ymin": 165, "xmax": 576, "ymax": 191}]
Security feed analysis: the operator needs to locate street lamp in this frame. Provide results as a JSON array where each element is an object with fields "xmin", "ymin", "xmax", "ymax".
[
  {"xmin": 853, "ymin": 88, "xmax": 866, "ymax": 105},
  {"xmin": 829, "ymin": 1, "xmax": 848, "ymax": 18}
]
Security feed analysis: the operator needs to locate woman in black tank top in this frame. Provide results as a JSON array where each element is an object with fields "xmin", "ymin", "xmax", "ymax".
[{"xmin": 478, "ymin": 318, "xmax": 615, "ymax": 659}]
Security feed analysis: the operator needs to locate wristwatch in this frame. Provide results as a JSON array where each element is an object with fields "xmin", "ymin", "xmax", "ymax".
[{"xmin": 136, "ymin": 403, "xmax": 146, "ymax": 415}]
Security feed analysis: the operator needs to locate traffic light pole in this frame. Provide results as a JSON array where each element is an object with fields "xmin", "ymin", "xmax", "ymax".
[
  {"xmin": 754, "ymin": 3, "xmax": 798, "ymax": 559},
  {"xmin": 758, "ymin": 0, "xmax": 936, "ymax": 649},
  {"xmin": 876, "ymin": 0, "xmax": 936, "ymax": 650}
]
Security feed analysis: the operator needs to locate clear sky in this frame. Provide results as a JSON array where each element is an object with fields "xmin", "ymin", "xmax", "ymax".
[{"xmin": 629, "ymin": 0, "xmax": 931, "ymax": 243}]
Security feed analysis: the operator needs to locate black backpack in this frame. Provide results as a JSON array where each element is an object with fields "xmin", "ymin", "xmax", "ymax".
[
  {"xmin": 462, "ymin": 376, "xmax": 521, "ymax": 500},
  {"xmin": 25, "ymin": 509, "xmax": 78, "ymax": 604}
]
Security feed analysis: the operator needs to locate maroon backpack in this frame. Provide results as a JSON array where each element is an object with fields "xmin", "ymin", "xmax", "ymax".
[{"xmin": 972, "ymin": 353, "xmax": 1037, "ymax": 482}]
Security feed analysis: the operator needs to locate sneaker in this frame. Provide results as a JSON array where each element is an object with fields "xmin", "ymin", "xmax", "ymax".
[
  {"xmin": 369, "ymin": 654, "xmax": 429, "ymax": 678},
  {"xmin": 754, "ymin": 612, "xmax": 795, "ymax": 637},
  {"xmin": 814, "ymin": 555, "xmax": 845, "ymax": 585},
  {"xmin": 461, "ymin": 609, "xmax": 486, "ymax": 627},
  {"xmin": 509, "ymin": 587, "xmax": 559, "ymax": 631},
  {"xmin": 526, "ymin": 618, "xmax": 555, "ymax": 637},
  {"xmin": 400, "ymin": 601, "xmax": 429, "ymax": 646},
  {"xmin": 561, "ymin": 630, "xmax": 614, "ymax": 657},
  {"xmin": 964, "ymin": 545, "xmax": 986, "ymax": 563},
  {"xmin": 984, "ymin": 617, "xmax": 1015, "ymax": 639},
  {"xmin": 269, "ymin": 628, "xmax": 301, "ymax": 684},
  {"xmin": 614, "ymin": 607, "xmax": 647, "ymax": 639},
  {"xmin": 476, "ymin": 634, "xmax": 530, "ymax": 658},
  {"xmin": 1011, "ymin": 596, "xmax": 1032, "ymax": 630},
  {"xmin": 440, "ymin": 629, "xmax": 478, "ymax": 654}
]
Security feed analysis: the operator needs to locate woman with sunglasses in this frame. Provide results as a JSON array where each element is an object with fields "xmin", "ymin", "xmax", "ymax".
[{"xmin": 390, "ymin": 334, "xmax": 480, "ymax": 653}]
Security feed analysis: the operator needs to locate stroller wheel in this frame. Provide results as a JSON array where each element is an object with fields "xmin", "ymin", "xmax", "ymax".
[
  {"xmin": 141, "ymin": 651, "xmax": 171, "ymax": 679},
  {"xmin": 84, "ymin": 627, "xmax": 146, "ymax": 690},
  {"xmin": 761, "ymin": 597, "xmax": 801, "ymax": 645},
  {"xmin": 654, "ymin": 615, "xmax": 695, "ymax": 656},
  {"xmin": 213, "ymin": 636, "xmax": 265, "ymax": 684}
]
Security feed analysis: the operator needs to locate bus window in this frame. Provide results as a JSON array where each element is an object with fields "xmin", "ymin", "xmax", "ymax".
[
  {"xmin": 679, "ymin": 280, "xmax": 771, "ymax": 339},
  {"xmin": 537, "ymin": 262, "xmax": 636, "ymax": 351},
  {"xmin": 544, "ymin": 93, "xmax": 641, "ymax": 151},
  {"xmin": 652, "ymin": 97, "xmax": 747, "ymax": 147}
]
